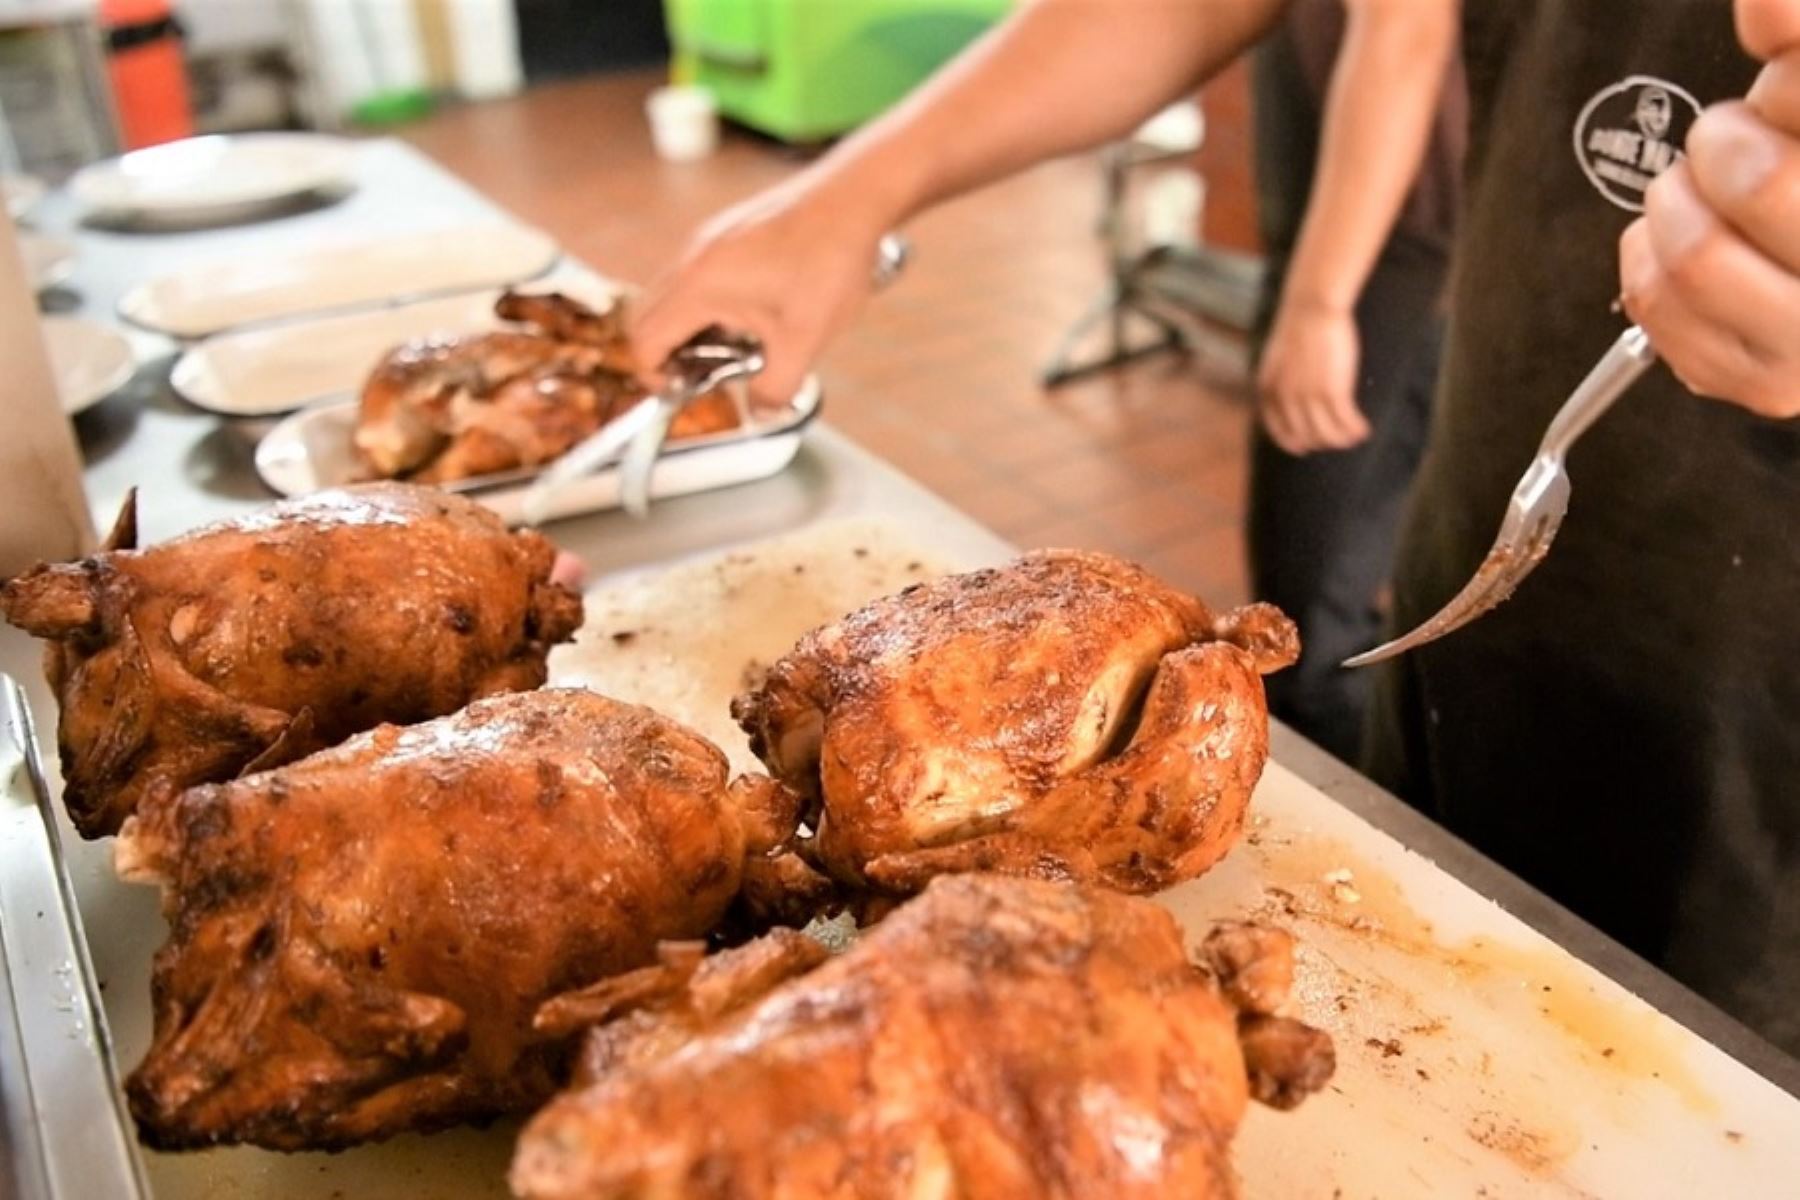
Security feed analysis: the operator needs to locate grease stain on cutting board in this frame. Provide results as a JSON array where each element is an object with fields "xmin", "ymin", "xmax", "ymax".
[{"xmin": 1245, "ymin": 832, "xmax": 1715, "ymax": 1120}]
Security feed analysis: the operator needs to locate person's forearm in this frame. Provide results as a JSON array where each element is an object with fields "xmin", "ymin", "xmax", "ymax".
[
  {"xmin": 797, "ymin": 0, "xmax": 1287, "ymax": 232},
  {"xmin": 1279, "ymin": 0, "xmax": 1458, "ymax": 313}
]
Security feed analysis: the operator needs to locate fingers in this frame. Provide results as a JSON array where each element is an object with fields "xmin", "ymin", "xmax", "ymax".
[
  {"xmin": 630, "ymin": 288, "xmax": 814, "ymax": 409},
  {"xmin": 1735, "ymin": 0, "xmax": 1800, "ymax": 62},
  {"xmin": 1619, "ymin": 215, "xmax": 1794, "ymax": 414},
  {"xmin": 1312, "ymin": 374, "xmax": 1372, "ymax": 449},
  {"xmin": 1292, "ymin": 393, "xmax": 1367, "ymax": 451},
  {"xmin": 1639, "ymin": 162, "xmax": 1800, "ymax": 356},
  {"xmin": 1624, "ymin": 106, "xmax": 1800, "ymax": 419},
  {"xmin": 1258, "ymin": 402, "xmax": 1305, "ymax": 456},
  {"xmin": 1255, "ymin": 333, "xmax": 1371, "ymax": 455},
  {"xmin": 1255, "ymin": 358, "xmax": 1309, "ymax": 455},
  {"xmin": 1257, "ymin": 382, "xmax": 1371, "ymax": 455},
  {"xmin": 629, "ymin": 279, "xmax": 755, "ymax": 386},
  {"xmin": 1747, "ymin": 51, "xmax": 1800, "ymax": 129},
  {"xmin": 1684, "ymin": 102, "xmax": 1800, "ymax": 274}
]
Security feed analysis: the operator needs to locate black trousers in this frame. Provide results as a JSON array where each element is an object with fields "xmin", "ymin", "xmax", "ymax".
[{"xmin": 1247, "ymin": 245, "xmax": 1445, "ymax": 763}]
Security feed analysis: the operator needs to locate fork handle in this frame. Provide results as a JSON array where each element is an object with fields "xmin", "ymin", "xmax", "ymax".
[{"xmin": 1541, "ymin": 326, "xmax": 1658, "ymax": 457}]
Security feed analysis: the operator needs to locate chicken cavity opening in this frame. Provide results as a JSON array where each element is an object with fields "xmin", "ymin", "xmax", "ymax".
[{"xmin": 1068, "ymin": 656, "xmax": 1160, "ymax": 773}]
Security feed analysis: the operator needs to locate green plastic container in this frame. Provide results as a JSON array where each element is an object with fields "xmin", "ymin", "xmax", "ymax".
[{"xmin": 665, "ymin": 0, "xmax": 1012, "ymax": 142}]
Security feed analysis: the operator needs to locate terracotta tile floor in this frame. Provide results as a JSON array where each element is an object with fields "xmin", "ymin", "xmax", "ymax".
[{"xmin": 402, "ymin": 67, "xmax": 1261, "ymax": 604}]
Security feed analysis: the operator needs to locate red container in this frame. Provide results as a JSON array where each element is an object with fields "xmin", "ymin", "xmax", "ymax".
[{"xmin": 102, "ymin": 0, "xmax": 192, "ymax": 149}]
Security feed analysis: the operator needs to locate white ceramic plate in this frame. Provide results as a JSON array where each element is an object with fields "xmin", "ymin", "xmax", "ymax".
[
  {"xmin": 119, "ymin": 222, "xmax": 560, "ymax": 339},
  {"xmin": 68, "ymin": 133, "xmax": 355, "ymax": 225},
  {"xmin": 172, "ymin": 276, "xmax": 623, "ymax": 418},
  {"xmin": 20, "ymin": 233, "xmax": 75, "ymax": 292},
  {"xmin": 255, "ymin": 378, "xmax": 823, "ymax": 526},
  {"xmin": 2, "ymin": 173, "xmax": 46, "ymax": 219},
  {"xmin": 41, "ymin": 316, "xmax": 135, "ymax": 415}
]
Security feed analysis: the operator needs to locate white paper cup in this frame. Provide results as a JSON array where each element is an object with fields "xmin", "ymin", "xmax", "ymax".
[{"xmin": 646, "ymin": 85, "xmax": 720, "ymax": 162}]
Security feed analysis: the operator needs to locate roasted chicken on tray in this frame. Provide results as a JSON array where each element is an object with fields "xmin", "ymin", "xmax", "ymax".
[
  {"xmin": 732, "ymin": 550, "xmax": 1299, "ymax": 897},
  {"xmin": 512, "ymin": 874, "xmax": 1334, "ymax": 1199},
  {"xmin": 0, "ymin": 483, "xmax": 581, "ymax": 837},
  {"xmin": 118, "ymin": 688, "xmax": 807, "ymax": 1151},
  {"xmin": 354, "ymin": 290, "xmax": 739, "ymax": 484}
]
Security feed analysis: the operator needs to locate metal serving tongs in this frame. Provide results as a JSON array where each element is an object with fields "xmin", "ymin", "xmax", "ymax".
[
  {"xmin": 1343, "ymin": 325, "xmax": 1658, "ymax": 668},
  {"xmin": 522, "ymin": 232, "xmax": 910, "ymax": 525},
  {"xmin": 520, "ymin": 326, "xmax": 764, "ymax": 525}
]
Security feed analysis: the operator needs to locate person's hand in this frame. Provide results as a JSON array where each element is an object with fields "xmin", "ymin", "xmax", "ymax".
[
  {"xmin": 1618, "ymin": 2, "xmax": 1800, "ymax": 419},
  {"xmin": 630, "ymin": 177, "xmax": 888, "ymax": 406},
  {"xmin": 1256, "ymin": 297, "xmax": 1369, "ymax": 454}
]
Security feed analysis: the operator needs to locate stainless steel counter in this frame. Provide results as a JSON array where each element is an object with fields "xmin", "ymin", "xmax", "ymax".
[{"xmin": 5, "ymin": 137, "xmax": 1796, "ymax": 1198}]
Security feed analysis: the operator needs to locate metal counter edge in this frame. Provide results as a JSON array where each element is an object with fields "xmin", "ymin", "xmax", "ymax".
[{"xmin": 0, "ymin": 676, "xmax": 149, "ymax": 1200}]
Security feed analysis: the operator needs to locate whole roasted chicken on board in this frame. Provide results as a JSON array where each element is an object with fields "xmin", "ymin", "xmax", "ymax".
[
  {"xmin": 513, "ymin": 874, "xmax": 1334, "ymax": 1200},
  {"xmin": 353, "ymin": 290, "xmax": 740, "ymax": 485},
  {"xmin": 0, "ymin": 483, "xmax": 582, "ymax": 837},
  {"xmin": 733, "ymin": 548, "xmax": 1298, "ymax": 899},
  {"xmin": 116, "ymin": 688, "xmax": 810, "ymax": 1151}
]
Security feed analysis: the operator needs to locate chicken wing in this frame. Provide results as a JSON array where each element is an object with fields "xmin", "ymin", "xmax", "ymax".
[
  {"xmin": 512, "ymin": 873, "xmax": 1334, "ymax": 1200},
  {"xmin": 731, "ymin": 550, "xmax": 1298, "ymax": 896},
  {"xmin": 117, "ymin": 688, "xmax": 805, "ymax": 1151},
  {"xmin": 0, "ymin": 484, "xmax": 581, "ymax": 837}
]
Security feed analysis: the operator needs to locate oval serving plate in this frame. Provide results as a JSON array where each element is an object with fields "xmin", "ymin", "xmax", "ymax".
[
  {"xmin": 255, "ymin": 377, "xmax": 824, "ymax": 526},
  {"xmin": 69, "ymin": 132, "xmax": 355, "ymax": 226},
  {"xmin": 41, "ymin": 316, "xmax": 135, "ymax": 415},
  {"xmin": 171, "ymin": 275, "xmax": 624, "ymax": 419},
  {"xmin": 120, "ymin": 223, "xmax": 560, "ymax": 339}
]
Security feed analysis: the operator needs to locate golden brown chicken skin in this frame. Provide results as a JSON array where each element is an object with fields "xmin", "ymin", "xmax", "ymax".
[
  {"xmin": 354, "ymin": 290, "xmax": 739, "ymax": 483},
  {"xmin": 355, "ymin": 327, "xmax": 633, "ymax": 481},
  {"xmin": 117, "ymin": 688, "xmax": 804, "ymax": 1152},
  {"xmin": 511, "ymin": 874, "xmax": 1334, "ymax": 1200},
  {"xmin": 731, "ymin": 550, "xmax": 1299, "ymax": 897},
  {"xmin": 0, "ymin": 484, "xmax": 581, "ymax": 837}
]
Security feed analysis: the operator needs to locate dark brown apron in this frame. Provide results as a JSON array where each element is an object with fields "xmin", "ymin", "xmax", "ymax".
[{"xmin": 1367, "ymin": 0, "xmax": 1800, "ymax": 1055}]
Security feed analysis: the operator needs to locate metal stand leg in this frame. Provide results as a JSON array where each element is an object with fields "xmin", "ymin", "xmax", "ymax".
[
  {"xmin": 1042, "ymin": 129, "xmax": 1266, "ymax": 390},
  {"xmin": 1039, "ymin": 279, "xmax": 1192, "ymax": 388}
]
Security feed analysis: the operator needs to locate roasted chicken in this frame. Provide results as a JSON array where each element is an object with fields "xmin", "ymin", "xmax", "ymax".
[
  {"xmin": 732, "ymin": 550, "xmax": 1299, "ymax": 896},
  {"xmin": 0, "ymin": 484, "xmax": 581, "ymax": 837},
  {"xmin": 354, "ymin": 290, "xmax": 738, "ymax": 483},
  {"xmin": 118, "ymin": 688, "xmax": 806, "ymax": 1151},
  {"xmin": 512, "ymin": 873, "xmax": 1334, "ymax": 1199}
]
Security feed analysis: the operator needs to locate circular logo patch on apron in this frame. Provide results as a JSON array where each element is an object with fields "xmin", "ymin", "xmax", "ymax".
[{"xmin": 1572, "ymin": 75, "xmax": 1702, "ymax": 211}]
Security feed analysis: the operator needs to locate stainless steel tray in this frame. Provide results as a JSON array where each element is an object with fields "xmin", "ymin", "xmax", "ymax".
[
  {"xmin": 252, "ymin": 377, "xmax": 823, "ymax": 528},
  {"xmin": 0, "ymin": 675, "xmax": 149, "ymax": 1199}
]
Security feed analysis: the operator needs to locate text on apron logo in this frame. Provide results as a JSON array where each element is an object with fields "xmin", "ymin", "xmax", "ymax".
[{"xmin": 1572, "ymin": 74, "xmax": 1702, "ymax": 212}]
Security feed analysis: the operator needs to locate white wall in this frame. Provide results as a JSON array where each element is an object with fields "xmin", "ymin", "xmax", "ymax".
[{"xmin": 175, "ymin": 0, "xmax": 290, "ymax": 53}]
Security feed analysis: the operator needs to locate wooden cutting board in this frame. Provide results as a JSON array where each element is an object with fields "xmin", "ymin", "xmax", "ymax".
[{"xmin": 554, "ymin": 516, "xmax": 1800, "ymax": 1200}]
